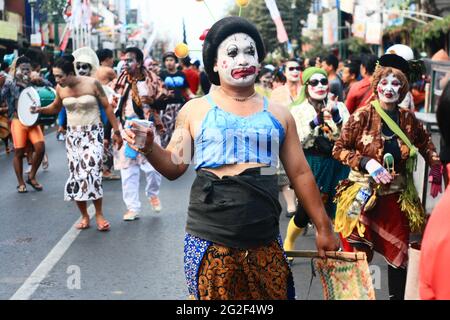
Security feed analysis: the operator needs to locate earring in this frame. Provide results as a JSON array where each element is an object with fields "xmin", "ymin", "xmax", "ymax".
[{"xmin": 213, "ymin": 66, "xmax": 218, "ymax": 72}]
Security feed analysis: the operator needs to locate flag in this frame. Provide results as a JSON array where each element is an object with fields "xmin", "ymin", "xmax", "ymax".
[{"xmin": 264, "ymin": 0, "xmax": 289, "ymax": 43}]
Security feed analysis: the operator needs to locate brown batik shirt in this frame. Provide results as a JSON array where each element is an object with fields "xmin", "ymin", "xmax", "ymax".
[{"xmin": 332, "ymin": 103, "xmax": 440, "ymax": 174}]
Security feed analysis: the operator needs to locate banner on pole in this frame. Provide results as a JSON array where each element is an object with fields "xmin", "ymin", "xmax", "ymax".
[
  {"xmin": 264, "ymin": 0, "xmax": 289, "ymax": 43},
  {"xmin": 340, "ymin": 0, "xmax": 355, "ymax": 14},
  {"xmin": 365, "ymin": 22, "xmax": 382, "ymax": 45},
  {"xmin": 322, "ymin": 9, "xmax": 338, "ymax": 45},
  {"xmin": 352, "ymin": 5, "xmax": 366, "ymax": 39}
]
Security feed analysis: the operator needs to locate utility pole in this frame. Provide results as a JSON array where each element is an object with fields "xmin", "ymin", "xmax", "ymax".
[{"xmin": 336, "ymin": 0, "xmax": 342, "ymax": 59}]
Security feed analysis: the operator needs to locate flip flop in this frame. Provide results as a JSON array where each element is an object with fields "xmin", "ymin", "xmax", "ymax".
[
  {"xmin": 97, "ymin": 220, "xmax": 110, "ymax": 232},
  {"xmin": 75, "ymin": 221, "xmax": 90, "ymax": 230},
  {"xmin": 26, "ymin": 178, "xmax": 43, "ymax": 191},
  {"xmin": 17, "ymin": 185, "xmax": 28, "ymax": 193}
]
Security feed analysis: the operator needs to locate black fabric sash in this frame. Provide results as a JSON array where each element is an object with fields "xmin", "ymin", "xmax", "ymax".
[{"xmin": 186, "ymin": 168, "xmax": 282, "ymax": 249}]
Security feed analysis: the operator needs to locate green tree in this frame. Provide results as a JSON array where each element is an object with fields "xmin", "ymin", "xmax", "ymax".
[
  {"xmin": 229, "ymin": 0, "xmax": 312, "ymax": 56},
  {"xmin": 38, "ymin": 0, "xmax": 67, "ymax": 23}
]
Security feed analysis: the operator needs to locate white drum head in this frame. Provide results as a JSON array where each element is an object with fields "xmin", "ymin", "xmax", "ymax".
[{"xmin": 18, "ymin": 87, "xmax": 40, "ymax": 127}]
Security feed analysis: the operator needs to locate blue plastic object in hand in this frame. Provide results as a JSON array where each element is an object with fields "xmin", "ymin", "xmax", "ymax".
[{"xmin": 124, "ymin": 143, "xmax": 138, "ymax": 159}]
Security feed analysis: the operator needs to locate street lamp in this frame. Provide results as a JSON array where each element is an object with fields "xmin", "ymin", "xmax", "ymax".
[{"xmin": 29, "ymin": 0, "xmax": 37, "ymax": 34}]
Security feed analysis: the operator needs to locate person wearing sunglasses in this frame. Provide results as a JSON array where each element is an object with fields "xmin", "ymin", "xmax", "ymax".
[
  {"xmin": 270, "ymin": 59, "xmax": 304, "ymax": 218},
  {"xmin": 284, "ymin": 67, "xmax": 350, "ymax": 258}
]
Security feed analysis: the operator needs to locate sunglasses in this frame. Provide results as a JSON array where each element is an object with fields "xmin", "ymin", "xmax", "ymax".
[
  {"xmin": 288, "ymin": 66, "xmax": 301, "ymax": 71},
  {"xmin": 308, "ymin": 78, "xmax": 329, "ymax": 86},
  {"xmin": 76, "ymin": 63, "xmax": 91, "ymax": 70}
]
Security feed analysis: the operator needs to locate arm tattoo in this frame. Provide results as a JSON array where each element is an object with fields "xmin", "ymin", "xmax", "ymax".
[
  {"xmin": 95, "ymin": 81, "xmax": 107, "ymax": 98},
  {"xmin": 174, "ymin": 111, "xmax": 187, "ymax": 157}
]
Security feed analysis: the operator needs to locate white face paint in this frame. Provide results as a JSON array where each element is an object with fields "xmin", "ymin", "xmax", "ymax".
[
  {"xmin": 377, "ymin": 73, "xmax": 402, "ymax": 103},
  {"xmin": 285, "ymin": 61, "xmax": 301, "ymax": 82},
  {"xmin": 216, "ymin": 33, "xmax": 259, "ymax": 87},
  {"xmin": 307, "ymin": 73, "xmax": 329, "ymax": 101}
]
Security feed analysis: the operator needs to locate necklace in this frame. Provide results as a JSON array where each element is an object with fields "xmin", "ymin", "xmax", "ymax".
[{"xmin": 221, "ymin": 88, "xmax": 257, "ymax": 102}]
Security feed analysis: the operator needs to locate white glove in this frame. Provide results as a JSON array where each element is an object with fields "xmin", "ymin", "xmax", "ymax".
[{"xmin": 365, "ymin": 159, "xmax": 393, "ymax": 184}]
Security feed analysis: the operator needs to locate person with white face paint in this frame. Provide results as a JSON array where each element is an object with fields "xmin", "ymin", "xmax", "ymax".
[
  {"xmin": 270, "ymin": 59, "xmax": 304, "ymax": 218},
  {"xmin": 112, "ymin": 47, "xmax": 167, "ymax": 220},
  {"xmin": 270, "ymin": 59, "xmax": 303, "ymax": 108},
  {"xmin": 122, "ymin": 16, "xmax": 339, "ymax": 300},
  {"xmin": 333, "ymin": 54, "xmax": 442, "ymax": 300},
  {"xmin": 284, "ymin": 67, "xmax": 350, "ymax": 258}
]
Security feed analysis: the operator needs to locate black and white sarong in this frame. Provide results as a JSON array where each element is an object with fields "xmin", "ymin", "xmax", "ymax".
[{"xmin": 64, "ymin": 124, "xmax": 104, "ymax": 201}]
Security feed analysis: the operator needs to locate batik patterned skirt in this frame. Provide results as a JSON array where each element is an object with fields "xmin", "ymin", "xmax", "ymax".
[
  {"xmin": 184, "ymin": 233, "xmax": 296, "ymax": 300},
  {"xmin": 64, "ymin": 124, "xmax": 104, "ymax": 201}
]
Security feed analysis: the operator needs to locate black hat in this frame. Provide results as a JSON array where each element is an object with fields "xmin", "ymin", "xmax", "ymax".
[
  {"xmin": 203, "ymin": 16, "xmax": 266, "ymax": 86},
  {"xmin": 162, "ymin": 51, "xmax": 178, "ymax": 63},
  {"xmin": 378, "ymin": 54, "xmax": 409, "ymax": 75}
]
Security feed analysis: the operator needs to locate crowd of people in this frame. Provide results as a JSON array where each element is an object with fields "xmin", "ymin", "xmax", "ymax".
[{"xmin": 1, "ymin": 15, "xmax": 449, "ymax": 300}]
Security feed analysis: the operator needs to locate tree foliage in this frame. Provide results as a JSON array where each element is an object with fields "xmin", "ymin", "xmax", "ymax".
[
  {"xmin": 38, "ymin": 0, "xmax": 67, "ymax": 22},
  {"xmin": 228, "ymin": 0, "xmax": 312, "ymax": 55}
]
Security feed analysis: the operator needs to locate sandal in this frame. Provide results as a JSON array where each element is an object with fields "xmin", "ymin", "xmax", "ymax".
[
  {"xmin": 97, "ymin": 220, "xmax": 111, "ymax": 232},
  {"xmin": 75, "ymin": 221, "xmax": 90, "ymax": 230},
  {"xmin": 17, "ymin": 185, "xmax": 28, "ymax": 193},
  {"xmin": 26, "ymin": 177, "xmax": 43, "ymax": 191}
]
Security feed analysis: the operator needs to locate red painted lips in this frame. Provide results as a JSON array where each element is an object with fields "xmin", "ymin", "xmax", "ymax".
[{"xmin": 231, "ymin": 66, "xmax": 257, "ymax": 79}]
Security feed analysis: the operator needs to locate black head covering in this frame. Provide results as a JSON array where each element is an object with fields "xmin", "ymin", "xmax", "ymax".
[
  {"xmin": 203, "ymin": 16, "xmax": 266, "ymax": 86},
  {"xmin": 378, "ymin": 54, "xmax": 409, "ymax": 75},
  {"xmin": 162, "ymin": 51, "xmax": 178, "ymax": 63}
]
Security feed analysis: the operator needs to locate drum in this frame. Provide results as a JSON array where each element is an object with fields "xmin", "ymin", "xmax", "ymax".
[
  {"xmin": 18, "ymin": 86, "xmax": 57, "ymax": 127},
  {"xmin": 0, "ymin": 114, "xmax": 10, "ymax": 139}
]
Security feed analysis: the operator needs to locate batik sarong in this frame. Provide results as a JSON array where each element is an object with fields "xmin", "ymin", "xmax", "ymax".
[
  {"xmin": 65, "ymin": 124, "xmax": 104, "ymax": 201},
  {"xmin": 184, "ymin": 233, "xmax": 296, "ymax": 300}
]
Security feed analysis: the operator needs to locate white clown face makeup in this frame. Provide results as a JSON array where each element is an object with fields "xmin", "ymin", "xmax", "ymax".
[
  {"xmin": 307, "ymin": 73, "xmax": 329, "ymax": 101},
  {"xmin": 377, "ymin": 73, "xmax": 402, "ymax": 103},
  {"xmin": 285, "ymin": 61, "xmax": 301, "ymax": 82},
  {"xmin": 216, "ymin": 33, "xmax": 259, "ymax": 87}
]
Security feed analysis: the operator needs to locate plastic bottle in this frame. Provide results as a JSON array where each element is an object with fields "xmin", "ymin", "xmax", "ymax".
[{"xmin": 346, "ymin": 186, "xmax": 372, "ymax": 218}]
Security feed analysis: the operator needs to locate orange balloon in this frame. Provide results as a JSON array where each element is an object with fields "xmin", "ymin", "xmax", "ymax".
[
  {"xmin": 236, "ymin": 0, "xmax": 250, "ymax": 7},
  {"xmin": 174, "ymin": 43, "xmax": 189, "ymax": 59}
]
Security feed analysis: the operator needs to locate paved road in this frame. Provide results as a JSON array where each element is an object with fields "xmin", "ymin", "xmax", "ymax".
[{"xmin": 3, "ymin": 127, "xmax": 443, "ymax": 300}]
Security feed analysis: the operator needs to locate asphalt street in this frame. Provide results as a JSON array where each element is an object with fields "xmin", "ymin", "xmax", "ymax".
[{"xmin": 1, "ymin": 127, "xmax": 441, "ymax": 300}]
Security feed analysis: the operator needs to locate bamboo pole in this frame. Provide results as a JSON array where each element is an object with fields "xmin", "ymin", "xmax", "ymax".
[{"xmin": 285, "ymin": 250, "xmax": 367, "ymax": 261}]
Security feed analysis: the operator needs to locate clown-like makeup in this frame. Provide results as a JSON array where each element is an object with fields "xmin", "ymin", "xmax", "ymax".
[
  {"xmin": 307, "ymin": 73, "xmax": 329, "ymax": 101},
  {"xmin": 285, "ymin": 61, "xmax": 301, "ymax": 83},
  {"xmin": 124, "ymin": 52, "xmax": 140, "ymax": 75},
  {"xmin": 75, "ymin": 62, "xmax": 92, "ymax": 76},
  {"xmin": 216, "ymin": 33, "xmax": 259, "ymax": 87},
  {"xmin": 377, "ymin": 73, "xmax": 401, "ymax": 103}
]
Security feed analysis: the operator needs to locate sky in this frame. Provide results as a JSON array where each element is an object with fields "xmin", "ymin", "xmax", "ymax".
[{"xmin": 130, "ymin": 0, "xmax": 238, "ymax": 61}]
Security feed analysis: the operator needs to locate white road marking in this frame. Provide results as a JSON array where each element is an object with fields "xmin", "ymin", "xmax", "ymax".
[{"xmin": 10, "ymin": 205, "xmax": 95, "ymax": 300}]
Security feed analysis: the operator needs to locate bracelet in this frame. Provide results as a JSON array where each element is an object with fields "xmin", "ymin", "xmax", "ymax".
[{"xmin": 138, "ymin": 144, "xmax": 153, "ymax": 156}]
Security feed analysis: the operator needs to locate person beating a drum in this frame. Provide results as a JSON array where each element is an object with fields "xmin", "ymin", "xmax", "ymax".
[{"xmin": 1, "ymin": 56, "xmax": 46, "ymax": 193}]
